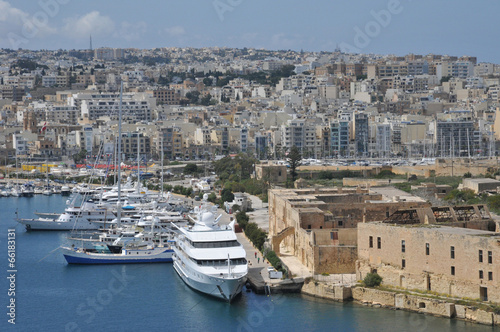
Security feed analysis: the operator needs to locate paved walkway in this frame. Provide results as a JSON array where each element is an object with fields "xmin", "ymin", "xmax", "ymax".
[
  {"xmin": 236, "ymin": 232, "xmax": 276, "ymax": 284},
  {"xmin": 279, "ymin": 253, "xmax": 313, "ymax": 279}
]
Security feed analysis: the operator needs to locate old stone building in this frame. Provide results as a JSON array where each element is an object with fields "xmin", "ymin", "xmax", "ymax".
[
  {"xmin": 255, "ymin": 163, "xmax": 287, "ymax": 185},
  {"xmin": 268, "ymin": 187, "xmax": 430, "ymax": 274},
  {"xmin": 357, "ymin": 205, "xmax": 500, "ymax": 303}
]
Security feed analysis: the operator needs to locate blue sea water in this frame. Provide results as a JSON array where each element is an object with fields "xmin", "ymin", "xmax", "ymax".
[{"xmin": 0, "ymin": 196, "xmax": 496, "ymax": 331}]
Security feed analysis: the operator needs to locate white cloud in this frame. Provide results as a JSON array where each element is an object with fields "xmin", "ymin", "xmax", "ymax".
[
  {"xmin": 115, "ymin": 21, "xmax": 147, "ymax": 42},
  {"xmin": 0, "ymin": 0, "xmax": 27, "ymax": 24},
  {"xmin": 0, "ymin": 0, "xmax": 57, "ymax": 47},
  {"xmin": 63, "ymin": 11, "xmax": 115, "ymax": 39},
  {"xmin": 270, "ymin": 33, "xmax": 304, "ymax": 50},
  {"xmin": 164, "ymin": 26, "xmax": 186, "ymax": 37}
]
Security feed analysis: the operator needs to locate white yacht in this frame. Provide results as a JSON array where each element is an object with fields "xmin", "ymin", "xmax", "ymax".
[
  {"xmin": 21, "ymin": 183, "xmax": 35, "ymax": 197},
  {"xmin": 172, "ymin": 196, "xmax": 248, "ymax": 303},
  {"xmin": 61, "ymin": 185, "xmax": 71, "ymax": 196},
  {"xmin": 16, "ymin": 198, "xmax": 117, "ymax": 231}
]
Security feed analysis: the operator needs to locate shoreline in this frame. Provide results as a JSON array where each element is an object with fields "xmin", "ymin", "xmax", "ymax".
[{"xmin": 301, "ymin": 281, "xmax": 500, "ymax": 327}]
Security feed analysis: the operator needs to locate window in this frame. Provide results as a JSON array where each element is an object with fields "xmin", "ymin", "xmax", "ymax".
[
  {"xmin": 451, "ymin": 266, "xmax": 455, "ymax": 276},
  {"xmin": 369, "ymin": 236, "xmax": 373, "ymax": 248},
  {"xmin": 450, "ymin": 246, "xmax": 455, "ymax": 259},
  {"xmin": 426, "ymin": 243, "xmax": 430, "ymax": 255},
  {"xmin": 479, "ymin": 270, "xmax": 483, "ymax": 279},
  {"xmin": 401, "ymin": 240, "xmax": 406, "ymax": 253},
  {"xmin": 488, "ymin": 251, "xmax": 492, "ymax": 264},
  {"xmin": 479, "ymin": 250, "xmax": 483, "ymax": 263},
  {"xmin": 402, "ymin": 259, "xmax": 406, "ymax": 269},
  {"xmin": 489, "ymin": 272, "xmax": 493, "ymax": 281},
  {"xmin": 377, "ymin": 237, "xmax": 381, "ymax": 249},
  {"xmin": 338, "ymin": 220, "xmax": 343, "ymax": 227}
]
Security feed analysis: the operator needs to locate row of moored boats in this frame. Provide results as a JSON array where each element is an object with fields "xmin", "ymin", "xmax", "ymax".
[
  {"xmin": 1, "ymin": 182, "xmax": 71, "ymax": 197},
  {"xmin": 15, "ymin": 182, "xmax": 249, "ymax": 303}
]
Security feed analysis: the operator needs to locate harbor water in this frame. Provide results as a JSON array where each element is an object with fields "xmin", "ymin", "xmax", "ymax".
[{"xmin": 0, "ymin": 196, "xmax": 495, "ymax": 331}]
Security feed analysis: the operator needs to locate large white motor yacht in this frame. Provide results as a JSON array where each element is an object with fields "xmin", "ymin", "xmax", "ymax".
[{"xmin": 172, "ymin": 196, "xmax": 248, "ymax": 302}]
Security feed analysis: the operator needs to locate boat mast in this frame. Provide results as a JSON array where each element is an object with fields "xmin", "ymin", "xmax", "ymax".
[
  {"xmin": 117, "ymin": 82, "xmax": 123, "ymax": 224},
  {"xmin": 161, "ymin": 137, "xmax": 164, "ymax": 197},
  {"xmin": 136, "ymin": 130, "xmax": 140, "ymax": 194}
]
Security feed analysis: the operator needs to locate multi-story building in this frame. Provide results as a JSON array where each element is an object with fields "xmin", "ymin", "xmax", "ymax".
[
  {"xmin": 45, "ymin": 106, "xmax": 79, "ymax": 125},
  {"xmin": 240, "ymin": 126, "xmax": 248, "ymax": 153},
  {"xmin": 357, "ymin": 213, "xmax": 499, "ymax": 303},
  {"xmin": 147, "ymin": 88, "xmax": 180, "ymax": 105},
  {"xmin": 156, "ymin": 127, "xmax": 184, "ymax": 160},
  {"xmin": 255, "ymin": 133, "xmax": 269, "ymax": 160},
  {"xmin": 281, "ymin": 119, "xmax": 318, "ymax": 157},
  {"xmin": 78, "ymin": 93, "xmax": 155, "ymax": 122},
  {"xmin": 376, "ymin": 123, "xmax": 391, "ymax": 158},
  {"xmin": 120, "ymin": 132, "xmax": 151, "ymax": 160},
  {"xmin": 436, "ymin": 61, "xmax": 474, "ymax": 80},
  {"xmin": 354, "ymin": 113, "xmax": 369, "ymax": 156},
  {"xmin": 94, "ymin": 48, "xmax": 124, "ymax": 61},
  {"xmin": 330, "ymin": 120, "xmax": 350, "ymax": 157}
]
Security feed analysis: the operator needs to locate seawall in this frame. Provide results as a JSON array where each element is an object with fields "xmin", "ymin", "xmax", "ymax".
[{"xmin": 351, "ymin": 287, "xmax": 500, "ymax": 326}]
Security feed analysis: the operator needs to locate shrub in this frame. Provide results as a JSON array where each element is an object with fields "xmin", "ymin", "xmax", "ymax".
[
  {"xmin": 207, "ymin": 192, "xmax": 217, "ymax": 203},
  {"xmin": 463, "ymin": 172, "xmax": 472, "ymax": 178},
  {"xmin": 243, "ymin": 221, "xmax": 267, "ymax": 251},
  {"xmin": 236, "ymin": 211, "xmax": 249, "ymax": 229},
  {"xmin": 375, "ymin": 170, "xmax": 395, "ymax": 179},
  {"xmin": 363, "ymin": 273, "xmax": 382, "ymax": 287},
  {"xmin": 318, "ymin": 171, "xmax": 333, "ymax": 180},
  {"xmin": 265, "ymin": 250, "xmax": 282, "ymax": 270}
]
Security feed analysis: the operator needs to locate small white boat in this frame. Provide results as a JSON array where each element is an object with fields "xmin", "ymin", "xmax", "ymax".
[{"xmin": 61, "ymin": 186, "xmax": 71, "ymax": 196}]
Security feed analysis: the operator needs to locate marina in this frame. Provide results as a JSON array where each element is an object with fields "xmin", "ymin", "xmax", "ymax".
[{"xmin": 0, "ymin": 195, "xmax": 494, "ymax": 331}]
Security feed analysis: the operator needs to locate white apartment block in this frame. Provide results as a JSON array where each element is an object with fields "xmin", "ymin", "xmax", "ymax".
[
  {"xmin": 281, "ymin": 119, "xmax": 319, "ymax": 157},
  {"xmin": 46, "ymin": 106, "xmax": 79, "ymax": 125},
  {"xmin": 376, "ymin": 123, "xmax": 392, "ymax": 157},
  {"xmin": 75, "ymin": 92, "xmax": 155, "ymax": 121}
]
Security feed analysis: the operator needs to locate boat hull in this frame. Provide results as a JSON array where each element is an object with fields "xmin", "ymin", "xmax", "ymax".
[
  {"xmin": 17, "ymin": 218, "xmax": 109, "ymax": 231},
  {"xmin": 62, "ymin": 247, "xmax": 174, "ymax": 264},
  {"xmin": 173, "ymin": 257, "xmax": 246, "ymax": 302}
]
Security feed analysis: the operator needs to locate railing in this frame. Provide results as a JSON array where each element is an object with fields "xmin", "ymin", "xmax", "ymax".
[{"xmin": 313, "ymin": 274, "xmax": 357, "ymax": 285}]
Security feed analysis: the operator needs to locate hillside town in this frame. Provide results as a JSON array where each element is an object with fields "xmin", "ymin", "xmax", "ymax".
[{"xmin": 0, "ymin": 47, "xmax": 499, "ymax": 164}]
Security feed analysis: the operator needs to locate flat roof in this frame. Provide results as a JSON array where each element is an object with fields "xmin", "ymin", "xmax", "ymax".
[
  {"xmin": 465, "ymin": 178, "xmax": 500, "ymax": 184},
  {"xmin": 371, "ymin": 222, "xmax": 499, "ymax": 238}
]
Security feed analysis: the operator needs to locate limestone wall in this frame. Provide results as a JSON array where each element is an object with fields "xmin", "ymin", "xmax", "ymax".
[
  {"xmin": 315, "ymin": 246, "xmax": 357, "ymax": 274},
  {"xmin": 301, "ymin": 282, "xmax": 352, "ymax": 301},
  {"xmin": 352, "ymin": 286, "xmax": 500, "ymax": 326},
  {"xmin": 358, "ymin": 223, "xmax": 500, "ymax": 303}
]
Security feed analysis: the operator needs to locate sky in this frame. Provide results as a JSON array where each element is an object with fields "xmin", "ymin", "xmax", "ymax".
[{"xmin": 0, "ymin": 0, "xmax": 499, "ymax": 63}]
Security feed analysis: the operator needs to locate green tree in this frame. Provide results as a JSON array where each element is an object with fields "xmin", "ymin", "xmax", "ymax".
[
  {"xmin": 200, "ymin": 94, "xmax": 213, "ymax": 106},
  {"xmin": 220, "ymin": 188, "xmax": 234, "ymax": 204},
  {"xmin": 363, "ymin": 273, "xmax": 382, "ymax": 287},
  {"xmin": 184, "ymin": 163, "xmax": 198, "ymax": 175},
  {"xmin": 72, "ymin": 149, "xmax": 87, "ymax": 164},
  {"xmin": 487, "ymin": 195, "xmax": 500, "ymax": 211},
  {"xmin": 207, "ymin": 192, "xmax": 217, "ymax": 204},
  {"xmin": 185, "ymin": 91, "xmax": 200, "ymax": 104},
  {"xmin": 440, "ymin": 75, "xmax": 452, "ymax": 83},
  {"xmin": 287, "ymin": 146, "xmax": 302, "ymax": 183},
  {"xmin": 203, "ymin": 77, "xmax": 213, "ymax": 86}
]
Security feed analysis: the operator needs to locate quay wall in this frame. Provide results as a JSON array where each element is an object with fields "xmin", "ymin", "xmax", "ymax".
[{"xmin": 350, "ymin": 286, "xmax": 500, "ymax": 326}]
